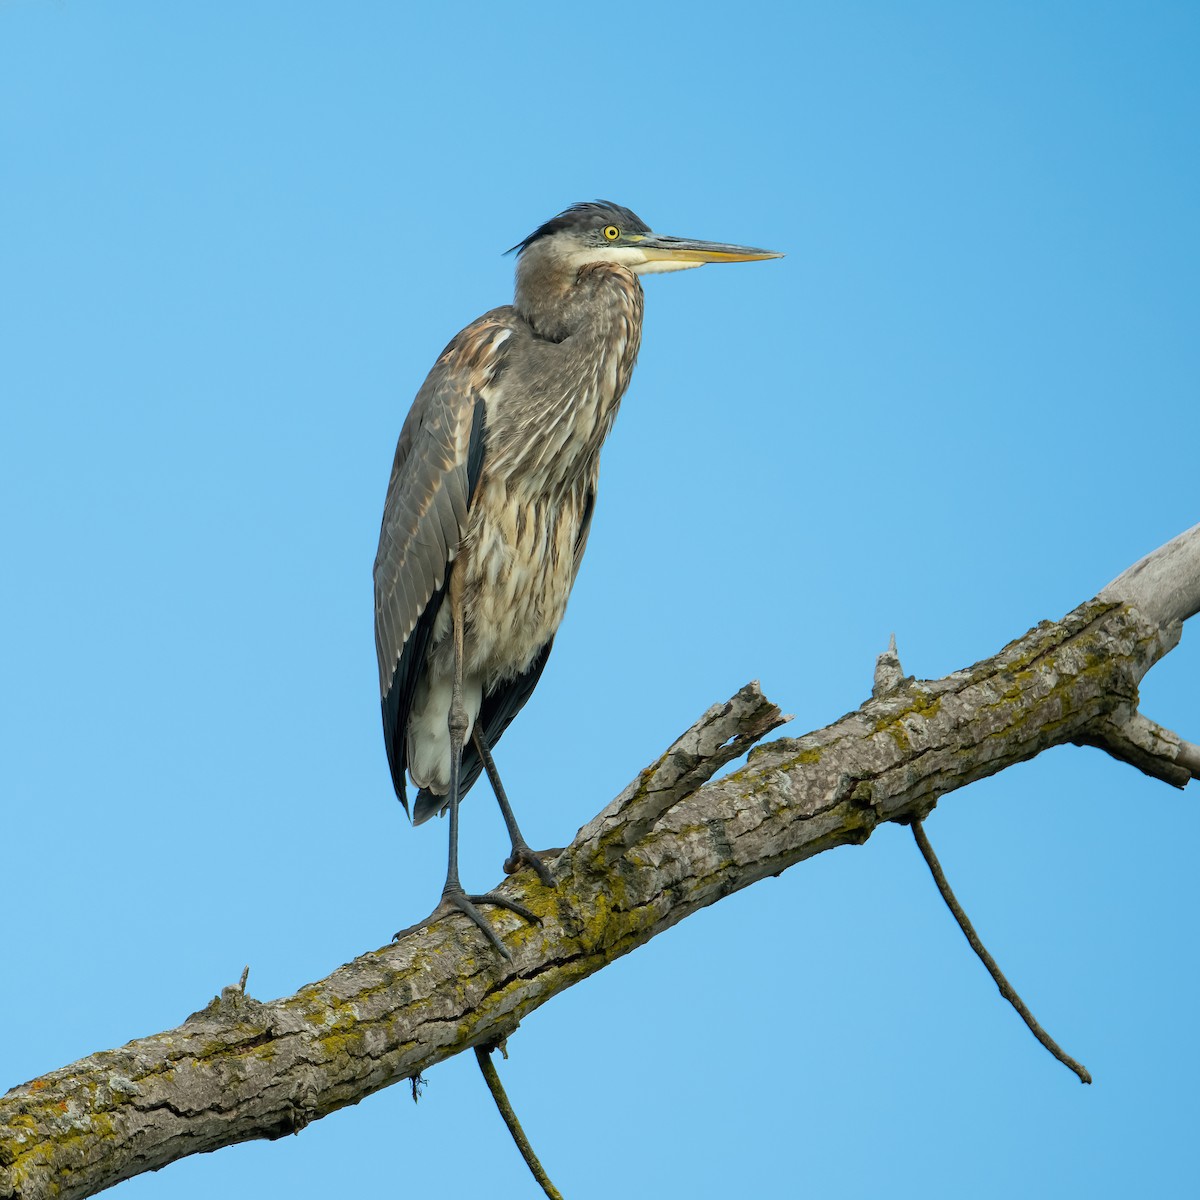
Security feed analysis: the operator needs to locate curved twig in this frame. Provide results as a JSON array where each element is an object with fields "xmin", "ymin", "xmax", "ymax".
[
  {"xmin": 475, "ymin": 1048, "xmax": 564, "ymax": 1200},
  {"xmin": 911, "ymin": 819, "xmax": 1092, "ymax": 1085}
]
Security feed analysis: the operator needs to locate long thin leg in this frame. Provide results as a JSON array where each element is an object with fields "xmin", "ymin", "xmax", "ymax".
[
  {"xmin": 437, "ymin": 579, "xmax": 540, "ymax": 960},
  {"xmin": 442, "ymin": 588, "xmax": 469, "ymax": 896},
  {"xmin": 473, "ymin": 726, "xmax": 555, "ymax": 887}
]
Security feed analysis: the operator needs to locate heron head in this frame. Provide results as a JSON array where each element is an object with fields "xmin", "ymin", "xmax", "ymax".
[{"xmin": 510, "ymin": 200, "xmax": 782, "ymax": 279}]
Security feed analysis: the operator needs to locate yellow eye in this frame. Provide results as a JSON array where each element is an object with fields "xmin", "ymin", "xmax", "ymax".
[{"xmin": 603, "ymin": 225, "xmax": 620, "ymax": 241}]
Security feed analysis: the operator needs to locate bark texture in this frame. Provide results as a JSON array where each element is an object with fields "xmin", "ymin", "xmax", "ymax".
[{"xmin": 2, "ymin": 525, "xmax": 1197, "ymax": 1200}]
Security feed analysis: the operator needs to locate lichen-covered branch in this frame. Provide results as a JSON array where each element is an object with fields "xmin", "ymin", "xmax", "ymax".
[{"xmin": 2, "ymin": 526, "xmax": 1197, "ymax": 1200}]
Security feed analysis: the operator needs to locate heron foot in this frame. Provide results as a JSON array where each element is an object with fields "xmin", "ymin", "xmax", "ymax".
[
  {"xmin": 503, "ymin": 842, "xmax": 557, "ymax": 888},
  {"xmin": 437, "ymin": 887, "xmax": 541, "ymax": 960}
]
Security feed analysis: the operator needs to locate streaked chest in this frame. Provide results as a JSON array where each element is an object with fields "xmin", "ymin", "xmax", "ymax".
[{"xmin": 460, "ymin": 475, "xmax": 593, "ymax": 681}]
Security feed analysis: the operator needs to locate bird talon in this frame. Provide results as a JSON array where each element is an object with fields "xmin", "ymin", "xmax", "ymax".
[
  {"xmin": 437, "ymin": 887, "xmax": 542, "ymax": 959},
  {"xmin": 504, "ymin": 845, "xmax": 556, "ymax": 889},
  {"xmin": 468, "ymin": 891, "xmax": 540, "ymax": 925}
]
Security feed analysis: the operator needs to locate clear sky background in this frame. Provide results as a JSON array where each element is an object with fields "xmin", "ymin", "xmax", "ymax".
[{"xmin": 2, "ymin": 2, "xmax": 1197, "ymax": 1197}]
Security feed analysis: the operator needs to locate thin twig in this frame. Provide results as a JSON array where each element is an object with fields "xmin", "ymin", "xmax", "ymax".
[
  {"xmin": 475, "ymin": 1046, "xmax": 564, "ymax": 1199},
  {"xmin": 911, "ymin": 819, "xmax": 1092, "ymax": 1085}
]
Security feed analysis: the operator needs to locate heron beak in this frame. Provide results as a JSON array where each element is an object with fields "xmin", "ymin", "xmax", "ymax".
[{"xmin": 630, "ymin": 232, "xmax": 783, "ymax": 274}]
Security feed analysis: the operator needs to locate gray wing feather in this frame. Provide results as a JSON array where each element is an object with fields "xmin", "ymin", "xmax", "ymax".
[
  {"xmin": 374, "ymin": 401, "xmax": 462, "ymax": 691},
  {"xmin": 373, "ymin": 315, "xmax": 510, "ymax": 809}
]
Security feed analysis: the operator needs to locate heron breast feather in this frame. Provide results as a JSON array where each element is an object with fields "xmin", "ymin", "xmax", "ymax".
[{"xmin": 461, "ymin": 483, "xmax": 586, "ymax": 685}]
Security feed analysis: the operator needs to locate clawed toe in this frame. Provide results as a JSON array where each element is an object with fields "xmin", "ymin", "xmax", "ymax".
[
  {"xmin": 438, "ymin": 887, "xmax": 541, "ymax": 959},
  {"xmin": 503, "ymin": 844, "xmax": 556, "ymax": 888}
]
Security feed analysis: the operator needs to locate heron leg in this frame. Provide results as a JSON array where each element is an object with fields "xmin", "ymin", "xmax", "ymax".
[
  {"xmin": 436, "ymin": 583, "xmax": 540, "ymax": 960},
  {"xmin": 473, "ymin": 726, "xmax": 555, "ymax": 888}
]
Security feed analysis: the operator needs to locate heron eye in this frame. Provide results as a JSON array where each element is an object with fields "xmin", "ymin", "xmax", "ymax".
[{"xmin": 603, "ymin": 225, "xmax": 620, "ymax": 241}]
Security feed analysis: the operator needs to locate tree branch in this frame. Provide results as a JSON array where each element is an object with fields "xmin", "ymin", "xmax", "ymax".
[
  {"xmin": 1100, "ymin": 521, "xmax": 1200, "ymax": 625},
  {"xmin": 3, "ymin": 526, "xmax": 1197, "ymax": 1200}
]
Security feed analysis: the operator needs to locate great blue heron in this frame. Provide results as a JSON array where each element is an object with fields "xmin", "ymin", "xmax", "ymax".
[{"xmin": 374, "ymin": 201, "xmax": 781, "ymax": 956}]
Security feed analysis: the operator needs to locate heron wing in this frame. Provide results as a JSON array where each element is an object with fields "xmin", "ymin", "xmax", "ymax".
[{"xmin": 374, "ymin": 314, "xmax": 512, "ymax": 813}]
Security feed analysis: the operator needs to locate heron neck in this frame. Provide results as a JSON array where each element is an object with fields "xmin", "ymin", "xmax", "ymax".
[
  {"xmin": 486, "ymin": 263, "xmax": 644, "ymax": 490},
  {"xmin": 514, "ymin": 259, "xmax": 641, "ymax": 343}
]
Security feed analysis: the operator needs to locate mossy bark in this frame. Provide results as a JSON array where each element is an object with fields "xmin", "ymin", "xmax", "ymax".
[{"xmin": 0, "ymin": 596, "xmax": 1183, "ymax": 1200}]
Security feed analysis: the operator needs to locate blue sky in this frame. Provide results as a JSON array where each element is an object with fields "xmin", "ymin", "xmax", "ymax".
[{"xmin": 2, "ymin": 2, "xmax": 1197, "ymax": 1196}]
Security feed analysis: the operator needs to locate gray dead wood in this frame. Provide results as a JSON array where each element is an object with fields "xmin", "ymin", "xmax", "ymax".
[{"xmin": 2, "ymin": 524, "xmax": 1198, "ymax": 1200}]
